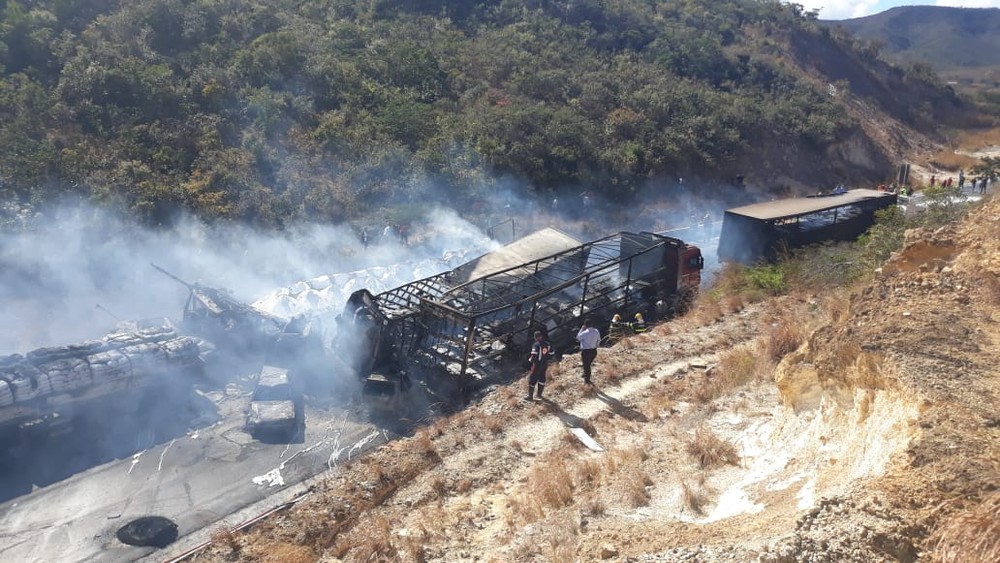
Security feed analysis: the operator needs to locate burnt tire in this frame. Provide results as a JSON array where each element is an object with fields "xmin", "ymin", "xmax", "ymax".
[{"xmin": 116, "ymin": 516, "xmax": 178, "ymax": 548}]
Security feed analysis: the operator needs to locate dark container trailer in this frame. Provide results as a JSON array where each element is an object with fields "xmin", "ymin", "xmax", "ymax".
[{"xmin": 718, "ymin": 189, "xmax": 898, "ymax": 264}]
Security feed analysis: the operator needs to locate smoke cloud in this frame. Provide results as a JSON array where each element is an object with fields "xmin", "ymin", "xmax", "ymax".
[{"xmin": 0, "ymin": 201, "xmax": 493, "ymax": 353}]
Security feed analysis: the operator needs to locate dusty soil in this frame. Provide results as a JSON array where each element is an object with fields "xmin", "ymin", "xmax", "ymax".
[{"xmin": 192, "ymin": 195, "xmax": 998, "ymax": 563}]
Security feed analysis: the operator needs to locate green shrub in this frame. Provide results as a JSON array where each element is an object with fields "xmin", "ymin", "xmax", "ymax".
[{"xmin": 745, "ymin": 264, "xmax": 787, "ymax": 295}]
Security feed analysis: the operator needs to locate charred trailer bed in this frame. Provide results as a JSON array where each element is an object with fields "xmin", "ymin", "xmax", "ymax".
[
  {"xmin": 718, "ymin": 189, "xmax": 898, "ymax": 263},
  {"xmin": 338, "ymin": 231, "xmax": 702, "ymax": 394}
]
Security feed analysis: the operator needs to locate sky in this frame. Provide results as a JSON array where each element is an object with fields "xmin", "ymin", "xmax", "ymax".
[{"xmin": 800, "ymin": 0, "xmax": 1000, "ymax": 20}]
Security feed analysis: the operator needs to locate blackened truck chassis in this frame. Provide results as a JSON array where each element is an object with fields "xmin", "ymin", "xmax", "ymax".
[{"xmin": 337, "ymin": 230, "xmax": 703, "ymax": 393}]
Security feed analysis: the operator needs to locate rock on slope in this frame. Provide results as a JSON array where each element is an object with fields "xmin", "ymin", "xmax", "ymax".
[{"xmin": 772, "ymin": 195, "xmax": 1000, "ymax": 562}]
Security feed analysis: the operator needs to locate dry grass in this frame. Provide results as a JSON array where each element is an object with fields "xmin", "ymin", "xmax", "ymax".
[
  {"xmin": 953, "ymin": 126, "xmax": 1000, "ymax": 150},
  {"xmin": 454, "ymin": 477, "xmax": 473, "ymax": 494},
  {"xmin": 928, "ymin": 150, "xmax": 980, "ymax": 172},
  {"xmin": 973, "ymin": 267, "xmax": 1000, "ymax": 307},
  {"xmin": 585, "ymin": 495, "xmax": 607, "ymax": 516},
  {"xmin": 430, "ymin": 474, "xmax": 447, "ymax": 498},
  {"xmin": 929, "ymin": 492, "xmax": 1000, "ymax": 563},
  {"xmin": 246, "ymin": 542, "xmax": 314, "ymax": 563},
  {"xmin": 400, "ymin": 536, "xmax": 428, "ymax": 563},
  {"xmin": 505, "ymin": 495, "xmax": 543, "ymax": 528},
  {"xmin": 600, "ymin": 355, "xmax": 626, "ymax": 382},
  {"xmin": 651, "ymin": 322, "xmax": 673, "ymax": 336},
  {"xmin": 680, "ymin": 481, "xmax": 709, "ymax": 516},
  {"xmin": 691, "ymin": 294, "xmax": 724, "ymax": 325},
  {"xmin": 544, "ymin": 517, "xmax": 580, "ymax": 563},
  {"xmin": 685, "ymin": 427, "xmax": 740, "ymax": 469},
  {"xmin": 722, "ymin": 293, "xmax": 745, "ymax": 313},
  {"xmin": 631, "ymin": 332, "xmax": 656, "ymax": 346},
  {"xmin": 822, "ymin": 291, "xmax": 852, "ymax": 323},
  {"xmin": 618, "ymin": 352, "xmax": 658, "ymax": 380},
  {"xmin": 694, "ymin": 344, "xmax": 765, "ymax": 403},
  {"xmin": 341, "ymin": 516, "xmax": 395, "ymax": 562},
  {"xmin": 210, "ymin": 522, "xmax": 242, "ymax": 556},
  {"xmin": 412, "ymin": 430, "xmax": 438, "ymax": 459},
  {"xmin": 766, "ymin": 316, "xmax": 806, "ymax": 361},
  {"xmin": 610, "ymin": 445, "xmax": 648, "ymax": 468},
  {"xmin": 644, "ymin": 390, "xmax": 674, "ymax": 420},
  {"xmin": 575, "ymin": 458, "xmax": 603, "ymax": 486},
  {"xmin": 620, "ymin": 468, "xmax": 652, "ymax": 508},
  {"xmin": 531, "ymin": 461, "xmax": 575, "ymax": 510},
  {"xmin": 364, "ymin": 460, "xmax": 387, "ymax": 485},
  {"xmin": 501, "ymin": 384, "xmax": 522, "ymax": 408},
  {"xmin": 506, "ymin": 461, "xmax": 574, "ymax": 528},
  {"xmin": 483, "ymin": 415, "xmax": 504, "ymax": 435}
]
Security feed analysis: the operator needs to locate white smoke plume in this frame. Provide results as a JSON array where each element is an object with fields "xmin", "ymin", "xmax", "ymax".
[{"xmin": 0, "ymin": 202, "xmax": 493, "ymax": 353}]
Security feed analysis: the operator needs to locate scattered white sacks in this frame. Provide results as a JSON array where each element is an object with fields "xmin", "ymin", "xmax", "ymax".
[{"xmin": 0, "ymin": 380, "xmax": 14, "ymax": 408}]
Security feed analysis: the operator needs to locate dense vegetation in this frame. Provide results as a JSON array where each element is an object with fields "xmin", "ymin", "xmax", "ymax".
[{"xmin": 0, "ymin": 0, "xmax": 964, "ymax": 227}]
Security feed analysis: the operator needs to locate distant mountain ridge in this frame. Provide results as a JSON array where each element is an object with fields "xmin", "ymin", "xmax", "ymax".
[{"xmin": 828, "ymin": 6, "xmax": 1000, "ymax": 72}]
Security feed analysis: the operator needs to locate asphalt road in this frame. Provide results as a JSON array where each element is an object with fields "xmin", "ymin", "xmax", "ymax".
[{"xmin": 0, "ymin": 376, "xmax": 390, "ymax": 563}]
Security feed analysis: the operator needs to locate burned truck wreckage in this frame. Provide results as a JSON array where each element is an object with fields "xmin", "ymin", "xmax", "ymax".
[
  {"xmin": 0, "ymin": 267, "xmax": 323, "ymax": 449},
  {"xmin": 151, "ymin": 263, "xmax": 323, "ymax": 364},
  {"xmin": 0, "ymin": 319, "xmax": 207, "ymax": 448},
  {"xmin": 1, "ymin": 228, "xmax": 702, "ymax": 451},
  {"xmin": 335, "ymin": 229, "xmax": 703, "ymax": 395}
]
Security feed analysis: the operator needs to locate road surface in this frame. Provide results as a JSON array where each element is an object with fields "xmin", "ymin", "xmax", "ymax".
[{"xmin": 0, "ymin": 375, "xmax": 391, "ymax": 562}]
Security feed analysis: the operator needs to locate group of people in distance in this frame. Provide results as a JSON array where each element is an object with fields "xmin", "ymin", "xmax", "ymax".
[
  {"xmin": 928, "ymin": 172, "xmax": 992, "ymax": 194},
  {"xmin": 523, "ymin": 313, "xmax": 642, "ymax": 402}
]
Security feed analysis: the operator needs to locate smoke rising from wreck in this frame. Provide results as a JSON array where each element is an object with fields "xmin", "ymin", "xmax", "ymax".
[
  {"xmin": 0, "ymin": 199, "xmax": 494, "ymax": 502},
  {"xmin": 0, "ymin": 202, "xmax": 492, "ymax": 353},
  {"xmin": 1, "ymin": 176, "xmax": 747, "ymax": 352}
]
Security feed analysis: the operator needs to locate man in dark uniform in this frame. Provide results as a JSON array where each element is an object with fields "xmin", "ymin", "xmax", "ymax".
[{"xmin": 526, "ymin": 330, "xmax": 551, "ymax": 401}]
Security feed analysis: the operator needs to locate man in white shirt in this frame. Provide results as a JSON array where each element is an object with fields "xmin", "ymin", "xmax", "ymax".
[{"xmin": 576, "ymin": 318, "xmax": 601, "ymax": 385}]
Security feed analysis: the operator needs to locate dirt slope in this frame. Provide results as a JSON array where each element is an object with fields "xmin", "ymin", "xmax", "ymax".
[{"xmin": 193, "ymin": 195, "xmax": 998, "ymax": 563}]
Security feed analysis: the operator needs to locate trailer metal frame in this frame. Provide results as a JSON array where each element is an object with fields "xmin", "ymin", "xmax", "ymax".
[{"xmin": 348, "ymin": 231, "xmax": 701, "ymax": 392}]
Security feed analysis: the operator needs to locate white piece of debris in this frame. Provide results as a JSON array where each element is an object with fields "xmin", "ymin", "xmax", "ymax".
[
  {"xmin": 570, "ymin": 427, "xmax": 604, "ymax": 452},
  {"xmin": 252, "ymin": 467, "xmax": 286, "ymax": 488}
]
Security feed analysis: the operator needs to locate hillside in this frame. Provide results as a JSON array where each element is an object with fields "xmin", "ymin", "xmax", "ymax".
[
  {"xmin": 0, "ymin": 0, "xmax": 976, "ymax": 227},
  {"xmin": 168, "ymin": 197, "xmax": 999, "ymax": 562},
  {"xmin": 828, "ymin": 6, "xmax": 1000, "ymax": 89},
  {"xmin": 832, "ymin": 6, "xmax": 1000, "ymax": 71}
]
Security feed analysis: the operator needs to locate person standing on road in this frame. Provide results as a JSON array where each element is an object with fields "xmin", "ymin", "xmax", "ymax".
[
  {"xmin": 526, "ymin": 331, "xmax": 552, "ymax": 401},
  {"xmin": 576, "ymin": 319, "xmax": 600, "ymax": 385}
]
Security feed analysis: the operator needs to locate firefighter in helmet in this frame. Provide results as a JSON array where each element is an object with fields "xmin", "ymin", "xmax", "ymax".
[
  {"xmin": 609, "ymin": 312, "xmax": 624, "ymax": 339},
  {"xmin": 632, "ymin": 312, "xmax": 647, "ymax": 333}
]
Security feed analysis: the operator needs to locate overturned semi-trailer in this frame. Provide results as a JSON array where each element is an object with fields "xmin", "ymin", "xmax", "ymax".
[
  {"xmin": 336, "ymin": 229, "xmax": 703, "ymax": 393},
  {"xmin": 0, "ymin": 319, "xmax": 207, "ymax": 447}
]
